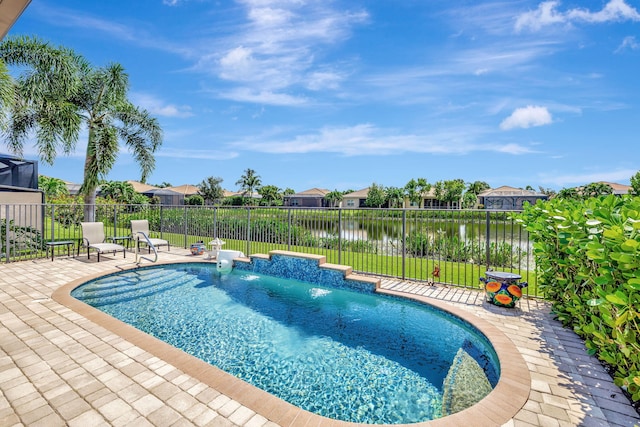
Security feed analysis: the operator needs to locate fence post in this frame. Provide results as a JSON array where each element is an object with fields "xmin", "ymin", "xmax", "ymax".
[
  {"xmin": 3, "ymin": 205, "xmax": 9, "ymax": 263},
  {"xmin": 287, "ymin": 209, "xmax": 292, "ymax": 251},
  {"xmin": 213, "ymin": 207, "xmax": 217, "ymax": 239},
  {"xmin": 402, "ymin": 210, "xmax": 407, "ymax": 280},
  {"xmin": 183, "ymin": 206, "xmax": 188, "ymax": 249},
  {"xmin": 338, "ymin": 209, "xmax": 342, "ymax": 265},
  {"xmin": 246, "ymin": 207, "xmax": 251, "ymax": 256},
  {"xmin": 113, "ymin": 205, "xmax": 117, "ymax": 238},
  {"xmin": 485, "ymin": 210, "xmax": 491, "ymax": 271},
  {"xmin": 50, "ymin": 205, "xmax": 55, "ymax": 242}
]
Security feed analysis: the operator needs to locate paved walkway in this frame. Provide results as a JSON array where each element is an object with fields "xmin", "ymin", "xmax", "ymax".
[{"xmin": 1, "ymin": 249, "xmax": 639, "ymax": 426}]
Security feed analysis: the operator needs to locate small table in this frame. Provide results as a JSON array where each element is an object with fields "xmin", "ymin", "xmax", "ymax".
[
  {"xmin": 109, "ymin": 236, "xmax": 132, "ymax": 249},
  {"xmin": 45, "ymin": 240, "xmax": 75, "ymax": 261}
]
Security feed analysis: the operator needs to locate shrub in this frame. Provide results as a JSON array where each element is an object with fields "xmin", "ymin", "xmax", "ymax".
[
  {"xmin": 517, "ymin": 195, "xmax": 640, "ymax": 403},
  {"xmin": 185, "ymin": 195, "xmax": 204, "ymax": 206}
]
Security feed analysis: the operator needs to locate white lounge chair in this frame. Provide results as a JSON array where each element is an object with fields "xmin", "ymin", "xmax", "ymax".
[
  {"xmin": 130, "ymin": 219, "xmax": 170, "ymax": 253},
  {"xmin": 80, "ymin": 222, "xmax": 126, "ymax": 262}
]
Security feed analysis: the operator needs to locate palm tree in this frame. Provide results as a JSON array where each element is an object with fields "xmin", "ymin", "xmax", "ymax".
[
  {"xmin": 386, "ymin": 186, "xmax": 405, "ymax": 208},
  {"xmin": 417, "ymin": 178, "xmax": 432, "ymax": 208},
  {"xmin": 0, "ymin": 36, "xmax": 81, "ymax": 163},
  {"xmin": 0, "ymin": 59, "xmax": 13, "ymax": 131},
  {"xmin": 0, "ymin": 36, "xmax": 162, "ymax": 221},
  {"xmin": 467, "ymin": 180, "xmax": 490, "ymax": 195},
  {"xmin": 324, "ymin": 190, "xmax": 343, "ymax": 207},
  {"xmin": 258, "ymin": 185, "xmax": 282, "ymax": 206},
  {"xmin": 404, "ymin": 179, "xmax": 419, "ymax": 207},
  {"xmin": 99, "ymin": 180, "xmax": 135, "ymax": 204},
  {"xmin": 235, "ymin": 168, "xmax": 261, "ymax": 205}
]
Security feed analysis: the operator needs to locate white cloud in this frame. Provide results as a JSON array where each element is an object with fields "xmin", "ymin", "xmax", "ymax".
[
  {"xmin": 539, "ymin": 169, "xmax": 635, "ymax": 187},
  {"xmin": 500, "ymin": 106, "xmax": 552, "ymax": 130},
  {"xmin": 306, "ymin": 71, "xmax": 344, "ymax": 91},
  {"xmin": 229, "ymin": 124, "xmax": 535, "ymax": 156},
  {"xmin": 616, "ymin": 36, "xmax": 640, "ymax": 53},
  {"xmin": 197, "ymin": 1, "xmax": 368, "ymax": 101},
  {"xmin": 247, "ymin": 7, "xmax": 293, "ymax": 27},
  {"xmin": 31, "ymin": 3, "xmax": 191, "ymax": 56},
  {"xmin": 156, "ymin": 148, "xmax": 239, "ymax": 160},
  {"xmin": 219, "ymin": 46, "xmax": 256, "ymax": 81},
  {"xmin": 515, "ymin": 1, "xmax": 565, "ymax": 32},
  {"xmin": 217, "ymin": 88, "xmax": 308, "ymax": 106},
  {"xmin": 494, "ymin": 143, "xmax": 536, "ymax": 155},
  {"xmin": 131, "ymin": 93, "xmax": 193, "ymax": 118},
  {"xmin": 515, "ymin": 0, "xmax": 640, "ymax": 32},
  {"xmin": 567, "ymin": 0, "xmax": 640, "ymax": 23}
]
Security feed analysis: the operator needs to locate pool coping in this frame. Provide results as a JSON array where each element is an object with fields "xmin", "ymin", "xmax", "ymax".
[{"xmin": 51, "ymin": 256, "xmax": 531, "ymax": 427}]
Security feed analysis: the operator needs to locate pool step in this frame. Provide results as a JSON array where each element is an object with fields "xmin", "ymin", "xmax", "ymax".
[
  {"xmin": 77, "ymin": 269, "xmax": 183, "ymax": 296},
  {"xmin": 74, "ymin": 269, "xmax": 204, "ymax": 307}
]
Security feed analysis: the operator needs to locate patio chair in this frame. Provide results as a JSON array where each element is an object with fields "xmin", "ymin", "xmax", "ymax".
[
  {"xmin": 79, "ymin": 222, "xmax": 126, "ymax": 262},
  {"xmin": 130, "ymin": 219, "xmax": 170, "ymax": 253}
]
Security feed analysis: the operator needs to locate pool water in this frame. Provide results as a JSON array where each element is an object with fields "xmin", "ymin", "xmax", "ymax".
[{"xmin": 71, "ymin": 263, "xmax": 499, "ymax": 424}]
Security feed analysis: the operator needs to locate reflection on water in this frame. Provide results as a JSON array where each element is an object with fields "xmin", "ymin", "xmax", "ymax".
[{"xmin": 309, "ymin": 219, "xmax": 528, "ymax": 244}]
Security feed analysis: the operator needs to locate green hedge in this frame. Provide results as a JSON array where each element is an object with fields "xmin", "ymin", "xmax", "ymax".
[{"xmin": 517, "ymin": 195, "xmax": 640, "ymax": 402}]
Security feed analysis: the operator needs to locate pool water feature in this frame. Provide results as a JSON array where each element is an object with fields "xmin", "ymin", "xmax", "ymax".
[{"xmin": 70, "ymin": 260, "xmax": 500, "ymax": 424}]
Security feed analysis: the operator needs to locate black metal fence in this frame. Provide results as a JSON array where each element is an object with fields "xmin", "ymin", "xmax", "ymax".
[{"xmin": 1, "ymin": 203, "xmax": 537, "ymax": 295}]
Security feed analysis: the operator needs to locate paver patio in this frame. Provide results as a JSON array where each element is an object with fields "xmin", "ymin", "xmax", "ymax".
[{"xmin": 1, "ymin": 249, "xmax": 639, "ymax": 426}]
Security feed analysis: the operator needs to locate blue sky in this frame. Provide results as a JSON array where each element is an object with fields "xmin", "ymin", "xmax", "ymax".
[{"xmin": 6, "ymin": 0, "xmax": 640, "ymax": 193}]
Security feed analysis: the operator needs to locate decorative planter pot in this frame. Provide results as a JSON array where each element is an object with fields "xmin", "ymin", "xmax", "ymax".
[
  {"xmin": 479, "ymin": 271, "xmax": 528, "ymax": 308},
  {"xmin": 190, "ymin": 243, "xmax": 206, "ymax": 255}
]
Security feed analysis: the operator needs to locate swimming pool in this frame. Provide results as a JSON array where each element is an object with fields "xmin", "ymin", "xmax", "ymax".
[{"xmin": 69, "ymin": 261, "xmax": 500, "ymax": 424}]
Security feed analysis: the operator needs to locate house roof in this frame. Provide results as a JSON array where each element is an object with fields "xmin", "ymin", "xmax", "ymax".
[
  {"xmin": 167, "ymin": 184, "xmax": 200, "ymax": 196},
  {"xmin": 290, "ymin": 188, "xmax": 331, "ymax": 197},
  {"xmin": 478, "ymin": 186, "xmax": 545, "ymax": 197},
  {"xmin": 127, "ymin": 180, "xmax": 159, "ymax": 193},
  {"xmin": 598, "ymin": 181, "xmax": 631, "ymax": 195},
  {"xmin": 0, "ymin": 0, "xmax": 31, "ymax": 40},
  {"xmin": 342, "ymin": 188, "xmax": 370, "ymax": 198}
]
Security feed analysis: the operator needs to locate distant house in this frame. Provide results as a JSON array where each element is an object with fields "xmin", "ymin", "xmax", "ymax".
[
  {"xmin": 598, "ymin": 182, "xmax": 631, "ymax": 196},
  {"xmin": 421, "ymin": 188, "xmax": 455, "ymax": 209},
  {"xmin": 126, "ymin": 182, "xmax": 201, "ymax": 205},
  {"xmin": 142, "ymin": 188, "xmax": 183, "ymax": 205},
  {"xmin": 478, "ymin": 186, "xmax": 548, "ymax": 210},
  {"xmin": 342, "ymin": 188, "xmax": 369, "ymax": 208},
  {"xmin": 284, "ymin": 188, "xmax": 331, "ymax": 207}
]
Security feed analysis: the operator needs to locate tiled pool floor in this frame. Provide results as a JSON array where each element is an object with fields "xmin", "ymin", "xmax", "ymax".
[{"xmin": 1, "ymin": 249, "xmax": 639, "ymax": 426}]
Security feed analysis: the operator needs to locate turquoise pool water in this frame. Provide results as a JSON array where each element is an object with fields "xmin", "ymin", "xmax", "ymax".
[{"xmin": 71, "ymin": 263, "xmax": 499, "ymax": 424}]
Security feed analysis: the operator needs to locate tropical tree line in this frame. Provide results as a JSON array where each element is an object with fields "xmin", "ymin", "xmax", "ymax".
[{"xmin": 361, "ymin": 179, "xmax": 490, "ymax": 209}]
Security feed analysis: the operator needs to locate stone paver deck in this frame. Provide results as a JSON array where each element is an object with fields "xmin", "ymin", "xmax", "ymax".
[{"xmin": 1, "ymin": 249, "xmax": 639, "ymax": 427}]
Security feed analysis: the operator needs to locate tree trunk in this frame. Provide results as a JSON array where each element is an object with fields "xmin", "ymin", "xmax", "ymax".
[{"xmin": 83, "ymin": 191, "xmax": 96, "ymax": 222}]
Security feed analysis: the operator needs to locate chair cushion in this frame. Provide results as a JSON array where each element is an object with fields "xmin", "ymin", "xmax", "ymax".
[
  {"xmin": 147, "ymin": 238, "xmax": 168, "ymax": 246},
  {"xmin": 90, "ymin": 243, "xmax": 125, "ymax": 253}
]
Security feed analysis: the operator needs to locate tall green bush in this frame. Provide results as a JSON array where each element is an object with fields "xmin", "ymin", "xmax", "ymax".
[{"xmin": 517, "ymin": 195, "xmax": 640, "ymax": 402}]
